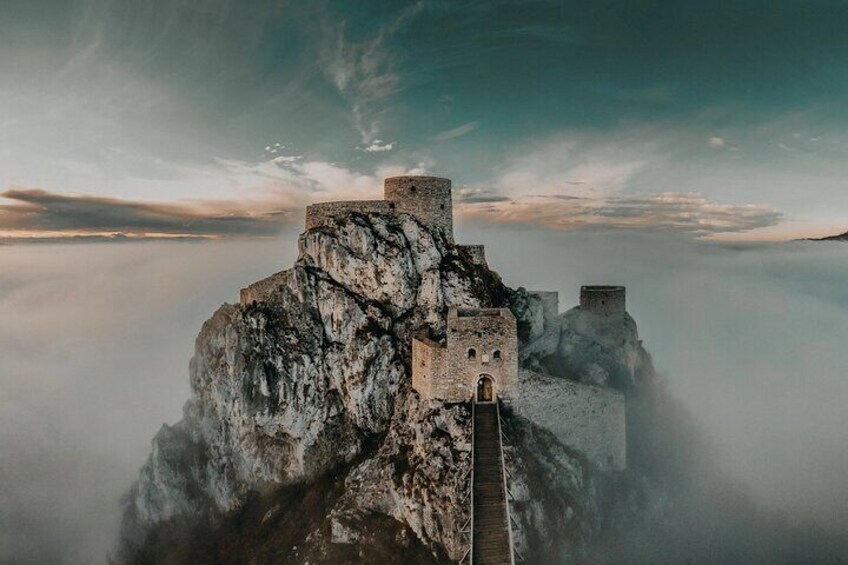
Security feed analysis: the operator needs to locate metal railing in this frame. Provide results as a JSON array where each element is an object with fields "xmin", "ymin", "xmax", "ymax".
[
  {"xmin": 498, "ymin": 405, "xmax": 526, "ymax": 565},
  {"xmin": 459, "ymin": 399, "xmax": 475, "ymax": 564},
  {"xmin": 494, "ymin": 401, "xmax": 517, "ymax": 565}
]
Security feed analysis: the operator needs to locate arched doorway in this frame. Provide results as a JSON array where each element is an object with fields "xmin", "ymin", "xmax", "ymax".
[{"xmin": 476, "ymin": 375, "xmax": 494, "ymax": 403}]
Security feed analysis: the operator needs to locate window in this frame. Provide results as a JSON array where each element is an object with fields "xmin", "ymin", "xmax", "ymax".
[
  {"xmin": 493, "ymin": 350, "xmax": 501, "ymax": 360},
  {"xmin": 467, "ymin": 348, "xmax": 476, "ymax": 359}
]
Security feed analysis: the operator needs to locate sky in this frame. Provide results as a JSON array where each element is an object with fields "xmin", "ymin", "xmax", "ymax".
[
  {"xmin": 1, "ymin": 2, "xmax": 848, "ymax": 562},
  {"xmin": 1, "ymin": 0, "xmax": 847, "ymax": 241}
]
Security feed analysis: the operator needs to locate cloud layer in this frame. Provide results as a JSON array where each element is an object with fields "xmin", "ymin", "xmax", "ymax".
[
  {"xmin": 0, "ymin": 189, "xmax": 288, "ymax": 240},
  {"xmin": 459, "ymin": 192, "xmax": 781, "ymax": 236},
  {"xmin": 2, "ymin": 235, "xmax": 847, "ymax": 562}
]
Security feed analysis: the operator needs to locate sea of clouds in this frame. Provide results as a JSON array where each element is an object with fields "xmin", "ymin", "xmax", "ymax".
[{"xmin": 1, "ymin": 229, "xmax": 846, "ymax": 563}]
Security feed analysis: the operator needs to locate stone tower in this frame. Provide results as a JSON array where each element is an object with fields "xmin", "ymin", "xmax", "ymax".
[
  {"xmin": 579, "ymin": 285, "xmax": 626, "ymax": 318},
  {"xmin": 384, "ymin": 176, "xmax": 454, "ymax": 243}
]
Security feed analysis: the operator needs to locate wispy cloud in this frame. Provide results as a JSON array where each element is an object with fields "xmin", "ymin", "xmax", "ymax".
[
  {"xmin": 434, "ymin": 121, "xmax": 479, "ymax": 141},
  {"xmin": 361, "ymin": 139, "xmax": 395, "ymax": 152},
  {"xmin": 320, "ymin": 3, "xmax": 425, "ymax": 144}
]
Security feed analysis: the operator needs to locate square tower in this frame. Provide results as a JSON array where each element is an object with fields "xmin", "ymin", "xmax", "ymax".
[{"xmin": 412, "ymin": 307, "xmax": 518, "ymax": 403}]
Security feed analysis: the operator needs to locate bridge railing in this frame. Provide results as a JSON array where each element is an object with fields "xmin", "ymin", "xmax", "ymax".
[
  {"xmin": 494, "ymin": 401, "xmax": 517, "ymax": 565},
  {"xmin": 459, "ymin": 400, "xmax": 475, "ymax": 564}
]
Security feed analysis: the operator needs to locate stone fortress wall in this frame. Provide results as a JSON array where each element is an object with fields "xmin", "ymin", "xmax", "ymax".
[
  {"xmin": 241, "ymin": 269, "xmax": 295, "ymax": 306},
  {"xmin": 579, "ymin": 285, "xmax": 626, "ymax": 318},
  {"xmin": 304, "ymin": 176, "xmax": 454, "ymax": 242},
  {"xmin": 412, "ymin": 307, "xmax": 518, "ymax": 402},
  {"xmin": 511, "ymin": 370, "xmax": 626, "ymax": 470},
  {"xmin": 411, "ymin": 334, "xmax": 445, "ymax": 400},
  {"xmin": 304, "ymin": 200, "xmax": 394, "ymax": 230}
]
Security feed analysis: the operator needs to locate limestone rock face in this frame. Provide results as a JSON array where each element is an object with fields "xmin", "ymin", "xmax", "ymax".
[
  {"xmin": 118, "ymin": 211, "xmax": 654, "ymax": 563},
  {"xmin": 120, "ymin": 213, "xmax": 509, "ymax": 558}
]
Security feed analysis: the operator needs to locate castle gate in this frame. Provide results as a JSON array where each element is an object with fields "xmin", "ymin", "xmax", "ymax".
[{"xmin": 476, "ymin": 375, "xmax": 494, "ymax": 403}]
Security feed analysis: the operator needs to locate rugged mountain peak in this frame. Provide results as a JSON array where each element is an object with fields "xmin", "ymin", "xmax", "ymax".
[{"xmin": 119, "ymin": 187, "xmax": 655, "ymax": 562}]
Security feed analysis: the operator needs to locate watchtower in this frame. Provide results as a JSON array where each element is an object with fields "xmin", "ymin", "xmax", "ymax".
[
  {"xmin": 579, "ymin": 286, "xmax": 626, "ymax": 318},
  {"xmin": 384, "ymin": 176, "xmax": 454, "ymax": 243}
]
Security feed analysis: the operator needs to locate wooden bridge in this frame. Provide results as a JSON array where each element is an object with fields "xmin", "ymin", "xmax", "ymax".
[{"xmin": 467, "ymin": 401, "xmax": 515, "ymax": 565}]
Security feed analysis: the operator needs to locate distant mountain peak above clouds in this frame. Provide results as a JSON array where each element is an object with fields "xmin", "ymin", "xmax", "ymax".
[{"xmin": 805, "ymin": 229, "xmax": 848, "ymax": 241}]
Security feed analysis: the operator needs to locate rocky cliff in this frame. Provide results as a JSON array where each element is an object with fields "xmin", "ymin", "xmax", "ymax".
[{"xmin": 118, "ymin": 211, "xmax": 656, "ymax": 564}]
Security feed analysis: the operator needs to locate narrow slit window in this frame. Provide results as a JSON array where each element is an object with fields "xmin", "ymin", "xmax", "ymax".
[
  {"xmin": 493, "ymin": 350, "xmax": 501, "ymax": 360},
  {"xmin": 467, "ymin": 348, "xmax": 476, "ymax": 359}
]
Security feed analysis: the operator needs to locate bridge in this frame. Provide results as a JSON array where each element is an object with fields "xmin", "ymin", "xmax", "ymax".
[{"xmin": 463, "ymin": 400, "xmax": 515, "ymax": 565}]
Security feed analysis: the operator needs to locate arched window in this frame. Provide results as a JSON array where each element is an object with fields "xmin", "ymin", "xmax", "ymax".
[
  {"xmin": 467, "ymin": 348, "xmax": 476, "ymax": 359},
  {"xmin": 493, "ymin": 349, "xmax": 501, "ymax": 360}
]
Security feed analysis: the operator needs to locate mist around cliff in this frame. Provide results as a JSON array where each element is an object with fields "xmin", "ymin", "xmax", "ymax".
[{"xmin": 1, "ymin": 230, "xmax": 846, "ymax": 563}]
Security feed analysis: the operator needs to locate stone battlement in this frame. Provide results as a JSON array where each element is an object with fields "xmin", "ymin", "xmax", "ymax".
[
  {"xmin": 239, "ymin": 269, "xmax": 313, "ymax": 306},
  {"xmin": 303, "ymin": 176, "xmax": 454, "ymax": 242},
  {"xmin": 580, "ymin": 285, "xmax": 626, "ymax": 318},
  {"xmin": 305, "ymin": 200, "xmax": 394, "ymax": 230}
]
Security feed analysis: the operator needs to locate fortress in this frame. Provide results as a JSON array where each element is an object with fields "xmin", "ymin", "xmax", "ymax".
[{"xmin": 240, "ymin": 175, "xmax": 626, "ymax": 470}]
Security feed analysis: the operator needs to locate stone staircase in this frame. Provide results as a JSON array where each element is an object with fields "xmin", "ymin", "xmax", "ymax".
[{"xmin": 472, "ymin": 402, "xmax": 513, "ymax": 565}]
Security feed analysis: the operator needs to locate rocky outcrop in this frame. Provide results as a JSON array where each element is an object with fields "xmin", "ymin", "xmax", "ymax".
[{"xmin": 118, "ymin": 210, "xmax": 655, "ymax": 563}]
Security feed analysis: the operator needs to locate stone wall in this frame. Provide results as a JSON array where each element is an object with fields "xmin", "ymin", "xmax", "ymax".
[
  {"xmin": 240, "ymin": 269, "xmax": 296, "ymax": 305},
  {"xmin": 384, "ymin": 176, "xmax": 453, "ymax": 243},
  {"xmin": 511, "ymin": 370, "xmax": 626, "ymax": 470},
  {"xmin": 412, "ymin": 334, "xmax": 446, "ymax": 400},
  {"xmin": 579, "ymin": 286, "xmax": 626, "ymax": 318},
  {"xmin": 304, "ymin": 200, "xmax": 394, "ymax": 231},
  {"xmin": 458, "ymin": 245, "xmax": 486, "ymax": 266}
]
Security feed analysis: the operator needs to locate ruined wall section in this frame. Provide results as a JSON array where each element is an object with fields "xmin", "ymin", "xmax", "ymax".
[
  {"xmin": 436, "ymin": 307, "xmax": 518, "ymax": 402},
  {"xmin": 240, "ymin": 269, "xmax": 296, "ymax": 306},
  {"xmin": 305, "ymin": 200, "xmax": 394, "ymax": 231},
  {"xmin": 412, "ymin": 334, "xmax": 446, "ymax": 400},
  {"xmin": 512, "ymin": 370, "xmax": 626, "ymax": 471},
  {"xmin": 384, "ymin": 176, "xmax": 453, "ymax": 243},
  {"xmin": 579, "ymin": 286, "xmax": 626, "ymax": 318}
]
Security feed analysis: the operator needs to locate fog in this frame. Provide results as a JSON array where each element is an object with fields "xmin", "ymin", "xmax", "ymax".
[
  {"xmin": 0, "ymin": 236, "xmax": 299, "ymax": 563},
  {"xmin": 1, "ymin": 230, "xmax": 847, "ymax": 562}
]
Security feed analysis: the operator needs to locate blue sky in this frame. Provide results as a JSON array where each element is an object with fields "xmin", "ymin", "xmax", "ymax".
[{"xmin": 2, "ymin": 0, "xmax": 848, "ymax": 240}]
